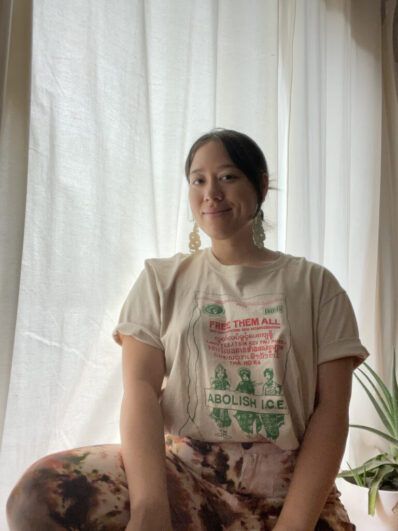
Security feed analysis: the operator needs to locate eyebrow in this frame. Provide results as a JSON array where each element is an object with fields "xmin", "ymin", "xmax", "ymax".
[{"xmin": 189, "ymin": 164, "xmax": 237, "ymax": 175}]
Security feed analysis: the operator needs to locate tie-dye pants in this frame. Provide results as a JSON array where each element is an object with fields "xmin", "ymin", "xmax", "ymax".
[{"xmin": 7, "ymin": 434, "xmax": 355, "ymax": 530}]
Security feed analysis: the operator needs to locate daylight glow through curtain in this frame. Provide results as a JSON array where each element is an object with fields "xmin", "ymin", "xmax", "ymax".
[{"xmin": 0, "ymin": 1, "xmax": 392, "ymax": 527}]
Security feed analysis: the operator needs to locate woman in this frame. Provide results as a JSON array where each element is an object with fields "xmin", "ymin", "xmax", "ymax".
[{"xmin": 7, "ymin": 129, "xmax": 369, "ymax": 530}]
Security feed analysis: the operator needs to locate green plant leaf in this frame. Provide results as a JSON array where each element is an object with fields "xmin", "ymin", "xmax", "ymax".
[
  {"xmin": 391, "ymin": 348, "xmax": 398, "ymax": 437},
  {"xmin": 346, "ymin": 462, "xmax": 365, "ymax": 486},
  {"xmin": 355, "ymin": 367, "xmax": 395, "ymax": 430},
  {"xmin": 354, "ymin": 369, "xmax": 395, "ymax": 436},
  {"xmin": 368, "ymin": 465, "xmax": 395, "ymax": 515},
  {"xmin": 338, "ymin": 455, "xmax": 398, "ymax": 478},
  {"xmin": 349, "ymin": 424, "xmax": 398, "ymax": 446},
  {"xmin": 361, "ymin": 362, "xmax": 394, "ymax": 415}
]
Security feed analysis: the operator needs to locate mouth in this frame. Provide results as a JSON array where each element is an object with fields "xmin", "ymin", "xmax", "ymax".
[{"xmin": 202, "ymin": 208, "xmax": 232, "ymax": 216}]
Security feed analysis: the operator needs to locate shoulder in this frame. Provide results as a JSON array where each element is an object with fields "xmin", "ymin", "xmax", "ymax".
[
  {"xmin": 278, "ymin": 253, "xmax": 346, "ymax": 301},
  {"xmin": 143, "ymin": 251, "xmax": 197, "ymax": 276},
  {"xmin": 280, "ymin": 252, "xmax": 327, "ymax": 274},
  {"xmin": 280, "ymin": 252, "xmax": 339, "ymax": 280},
  {"xmin": 141, "ymin": 250, "xmax": 204, "ymax": 287},
  {"xmin": 144, "ymin": 251, "xmax": 191, "ymax": 269}
]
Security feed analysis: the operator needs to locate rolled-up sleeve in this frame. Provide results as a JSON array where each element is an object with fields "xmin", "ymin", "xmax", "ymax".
[
  {"xmin": 112, "ymin": 260, "xmax": 163, "ymax": 350},
  {"xmin": 317, "ymin": 273, "xmax": 369, "ymax": 368}
]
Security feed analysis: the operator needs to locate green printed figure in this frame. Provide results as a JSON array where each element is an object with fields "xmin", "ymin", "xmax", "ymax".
[
  {"xmin": 209, "ymin": 364, "xmax": 232, "ymax": 437},
  {"xmin": 262, "ymin": 368, "xmax": 282, "ymax": 396},
  {"xmin": 259, "ymin": 413, "xmax": 285, "ymax": 440},
  {"xmin": 235, "ymin": 367, "xmax": 256, "ymax": 394},
  {"xmin": 234, "ymin": 368, "xmax": 262, "ymax": 435},
  {"xmin": 260, "ymin": 368, "xmax": 285, "ymax": 439}
]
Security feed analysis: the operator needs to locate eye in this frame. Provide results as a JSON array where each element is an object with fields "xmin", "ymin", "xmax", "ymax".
[
  {"xmin": 190, "ymin": 177, "xmax": 204, "ymax": 185},
  {"xmin": 220, "ymin": 174, "xmax": 237, "ymax": 181}
]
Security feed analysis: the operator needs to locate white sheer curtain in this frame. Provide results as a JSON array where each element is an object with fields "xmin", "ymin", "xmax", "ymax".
[
  {"xmin": 0, "ymin": 0, "xmax": 31, "ymax": 475},
  {"xmin": 0, "ymin": 0, "xmax": 394, "ymax": 527},
  {"xmin": 279, "ymin": 0, "xmax": 386, "ymax": 468}
]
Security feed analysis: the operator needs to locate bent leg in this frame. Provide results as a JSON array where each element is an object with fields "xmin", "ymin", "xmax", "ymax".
[
  {"xmin": 7, "ymin": 444, "xmax": 130, "ymax": 531},
  {"xmin": 8, "ymin": 439, "xmax": 257, "ymax": 531},
  {"xmin": 7, "ymin": 442, "xmax": 211, "ymax": 531}
]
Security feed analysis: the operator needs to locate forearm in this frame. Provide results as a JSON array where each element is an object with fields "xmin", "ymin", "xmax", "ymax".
[
  {"xmin": 275, "ymin": 404, "xmax": 349, "ymax": 531},
  {"xmin": 120, "ymin": 382, "xmax": 171, "ymax": 516}
]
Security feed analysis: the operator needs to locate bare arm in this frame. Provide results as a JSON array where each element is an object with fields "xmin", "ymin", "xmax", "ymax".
[
  {"xmin": 119, "ymin": 334, "xmax": 172, "ymax": 531},
  {"xmin": 274, "ymin": 357, "xmax": 355, "ymax": 531}
]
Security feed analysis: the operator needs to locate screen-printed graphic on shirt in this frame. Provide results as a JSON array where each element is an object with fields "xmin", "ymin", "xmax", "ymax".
[
  {"xmin": 207, "ymin": 365, "xmax": 286, "ymax": 440},
  {"xmin": 179, "ymin": 292, "xmax": 299, "ymax": 448}
]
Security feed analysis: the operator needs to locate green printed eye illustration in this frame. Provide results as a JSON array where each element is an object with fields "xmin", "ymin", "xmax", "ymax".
[{"xmin": 203, "ymin": 304, "xmax": 225, "ymax": 316}]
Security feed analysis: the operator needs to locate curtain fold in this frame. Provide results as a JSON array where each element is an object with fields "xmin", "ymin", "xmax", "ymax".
[
  {"xmin": 0, "ymin": 0, "xmax": 13, "ymax": 125},
  {"xmin": 377, "ymin": 0, "xmax": 398, "ymax": 414},
  {"xmin": 0, "ymin": 0, "xmax": 31, "ymax": 448},
  {"xmin": 0, "ymin": 1, "xmax": 393, "ymax": 527}
]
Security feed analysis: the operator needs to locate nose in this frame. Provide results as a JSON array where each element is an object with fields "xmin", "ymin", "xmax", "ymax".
[{"xmin": 203, "ymin": 179, "xmax": 224, "ymax": 202}]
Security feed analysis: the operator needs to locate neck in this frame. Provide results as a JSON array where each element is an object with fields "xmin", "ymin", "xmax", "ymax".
[{"xmin": 210, "ymin": 238, "xmax": 269, "ymax": 266}]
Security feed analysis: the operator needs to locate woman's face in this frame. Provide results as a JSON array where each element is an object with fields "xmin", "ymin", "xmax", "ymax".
[
  {"xmin": 216, "ymin": 367, "xmax": 225, "ymax": 379},
  {"xmin": 264, "ymin": 371, "xmax": 273, "ymax": 383},
  {"xmin": 188, "ymin": 140, "xmax": 263, "ymax": 243}
]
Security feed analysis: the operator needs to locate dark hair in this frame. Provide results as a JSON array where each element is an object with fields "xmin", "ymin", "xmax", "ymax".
[{"xmin": 185, "ymin": 128, "xmax": 269, "ymax": 220}]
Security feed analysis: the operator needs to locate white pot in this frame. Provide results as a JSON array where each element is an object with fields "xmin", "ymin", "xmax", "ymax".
[{"xmin": 336, "ymin": 477, "xmax": 398, "ymax": 530}]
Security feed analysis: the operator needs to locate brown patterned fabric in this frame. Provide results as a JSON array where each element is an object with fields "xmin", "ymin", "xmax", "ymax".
[{"xmin": 7, "ymin": 436, "xmax": 355, "ymax": 530}]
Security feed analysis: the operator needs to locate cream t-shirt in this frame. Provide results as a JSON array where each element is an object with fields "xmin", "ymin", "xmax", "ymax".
[{"xmin": 113, "ymin": 248, "xmax": 369, "ymax": 450}]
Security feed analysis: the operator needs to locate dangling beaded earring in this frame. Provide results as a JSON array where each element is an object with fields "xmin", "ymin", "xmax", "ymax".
[
  {"xmin": 189, "ymin": 221, "xmax": 202, "ymax": 254},
  {"xmin": 252, "ymin": 210, "xmax": 266, "ymax": 249}
]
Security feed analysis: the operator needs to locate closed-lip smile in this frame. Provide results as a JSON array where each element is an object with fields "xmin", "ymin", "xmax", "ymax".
[{"xmin": 203, "ymin": 208, "xmax": 232, "ymax": 215}]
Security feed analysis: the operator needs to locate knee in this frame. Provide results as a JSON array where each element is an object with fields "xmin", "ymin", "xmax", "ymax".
[
  {"xmin": 6, "ymin": 483, "xmax": 19, "ymax": 530},
  {"xmin": 6, "ymin": 455, "xmax": 66, "ymax": 531},
  {"xmin": 6, "ymin": 445, "xmax": 127, "ymax": 530},
  {"xmin": 6, "ymin": 480, "xmax": 32, "ymax": 531}
]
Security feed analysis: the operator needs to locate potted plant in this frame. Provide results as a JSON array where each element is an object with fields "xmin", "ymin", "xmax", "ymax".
[{"xmin": 337, "ymin": 349, "xmax": 398, "ymax": 528}]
